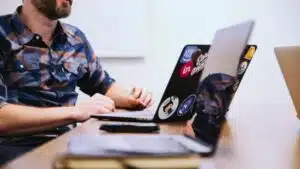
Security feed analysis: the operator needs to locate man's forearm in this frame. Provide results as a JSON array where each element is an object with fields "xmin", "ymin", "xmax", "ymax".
[{"xmin": 0, "ymin": 104, "xmax": 76, "ymax": 136}]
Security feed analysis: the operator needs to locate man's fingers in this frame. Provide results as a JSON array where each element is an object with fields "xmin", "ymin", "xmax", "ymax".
[
  {"xmin": 131, "ymin": 87, "xmax": 142, "ymax": 99},
  {"xmin": 102, "ymin": 102, "xmax": 116, "ymax": 112},
  {"xmin": 93, "ymin": 99, "xmax": 115, "ymax": 112},
  {"xmin": 143, "ymin": 93, "xmax": 152, "ymax": 107},
  {"xmin": 95, "ymin": 106, "xmax": 112, "ymax": 114},
  {"xmin": 139, "ymin": 88, "xmax": 148, "ymax": 102},
  {"xmin": 92, "ymin": 94, "xmax": 116, "ymax": 110},
  {"xmin": 83, "ymin": 100, "xmax": 115, "ymax": 113}
]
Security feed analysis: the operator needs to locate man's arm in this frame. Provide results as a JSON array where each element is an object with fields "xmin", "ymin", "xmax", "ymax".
[
  {"xmin": 0, "ymin": 104, "xmax": 75, "ymax": 136},
  {"xmin": 77, "ymin": 31, "xmax": 152, "ymax": 110},
  {"xmin": 0, "ymin": 93, "xmax": 115, "ymax": 136}
]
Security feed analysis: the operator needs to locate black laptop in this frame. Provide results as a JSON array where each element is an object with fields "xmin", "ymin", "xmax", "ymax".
[{"xmin": 92, "ymin": 44, "xmax": 210, "ymax": 123}]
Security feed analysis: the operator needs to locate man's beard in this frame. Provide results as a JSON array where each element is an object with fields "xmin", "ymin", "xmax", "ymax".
[{"xmin": 32, "ymin": 0, "xmax": 72, "ymax": 20}]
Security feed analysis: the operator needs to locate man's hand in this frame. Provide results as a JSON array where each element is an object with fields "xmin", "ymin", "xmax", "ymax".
[
  {"xmin": 183, "ymin": 121, "xmax": 196, "ymax": 138},
  {"xmin": 128, "ymin": 87, "xmax": 153, "ymax": 110},
  {"xmin": 105, "ymin": 83, "xmax": 154, "ymax": 110},
  {"xmin": 73, "ymin": 94, "xmax": 116, "ymax": 121}
]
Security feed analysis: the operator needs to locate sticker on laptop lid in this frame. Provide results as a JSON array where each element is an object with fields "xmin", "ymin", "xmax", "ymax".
[
  {"xmin": 179, "ymin": 61, "xmax": 193, "ymax": 78},
  {"xmin": 190, "ymin": 51, "xmax": 208, "ymax": 76},
  {"xmin": 177, "ymin": 94, "xmax": 197, "ymax": 116},
  {"xmin": 181, "ymin": 46, "xmax": 199, "ymax": 63},
  {"xmin": 237, "ymin": 61, "xmax": 248, "ymax": 75},
  {"xmin": 158, "ymin": 96, "xmax": 180, "ymax": 120},
  {"xmin": 244, "ymin": 46, "xmax": 256, "ymax": 60}
]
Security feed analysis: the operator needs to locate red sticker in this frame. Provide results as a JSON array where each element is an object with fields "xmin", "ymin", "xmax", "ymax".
[{"xmin": 180, "ymin": 61, "xmax": 193, "ymax": 78}]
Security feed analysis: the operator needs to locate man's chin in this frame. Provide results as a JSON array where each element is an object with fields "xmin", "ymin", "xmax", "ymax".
[{"xmin": 54, "ymin": 9, "xmax": 71, "ymax": 19}]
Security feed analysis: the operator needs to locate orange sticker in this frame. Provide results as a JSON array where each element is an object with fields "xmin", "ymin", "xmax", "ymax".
[{"xmin": 245, "ymin": 46, "xmax": 256, "ymax": 60}]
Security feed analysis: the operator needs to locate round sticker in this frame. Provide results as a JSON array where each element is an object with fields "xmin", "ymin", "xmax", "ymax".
[
  {"xmin": 178, "ymin": 95, "xmax": 197, "ymax": 116},
  {"xmin": 158, "ymin": 96, "xmax": 180, "ymax": 120},
  {"xmin": 181, "ymin": 47, "xmax": 198, "ymax": 63},
  {"xmin": 179, "ymin": 61, "xmax": 193, "ymax": 78},
  {"xmin": 238, "ymin": 61, "xmax": 248, "ymax": 75}
]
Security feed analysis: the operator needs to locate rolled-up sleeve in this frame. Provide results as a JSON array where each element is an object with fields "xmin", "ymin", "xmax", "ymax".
[{"xmin": 77, "ymin": 33, "xmax": 115, "ymax": 96}]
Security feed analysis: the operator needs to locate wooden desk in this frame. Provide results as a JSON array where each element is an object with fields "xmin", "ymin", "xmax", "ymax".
[{"xmin": 1, "ymin": 104, "xmax": 300, "ymax": 169}]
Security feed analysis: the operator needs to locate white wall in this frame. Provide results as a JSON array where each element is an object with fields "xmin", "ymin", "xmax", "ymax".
[
  {"xmin": 146, "ymin": 0, "xmax": 300, "ymax": 116},
  {"xmin": 1, "ymin": 0, "xmax": 300, "ymax": 113},
  {"xmin": 63, "ymin": 0, "xmax": 150, "ymax": 58}
]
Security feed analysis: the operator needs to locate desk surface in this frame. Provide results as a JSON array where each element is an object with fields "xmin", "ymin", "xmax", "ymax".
[{"xmin": 1, "ymin": 105, "xmax": 300, "ymax": 169}]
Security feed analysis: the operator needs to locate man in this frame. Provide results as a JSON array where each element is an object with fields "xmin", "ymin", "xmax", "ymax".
[{"xmin": 0, "ymin": 0, "xmax": 152, "ymax": 164}]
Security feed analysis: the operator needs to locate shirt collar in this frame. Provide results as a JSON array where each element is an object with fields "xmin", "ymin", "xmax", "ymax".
[{"xmin": 10, "ymin": 6, "xmax": 73, "ymax": 45}]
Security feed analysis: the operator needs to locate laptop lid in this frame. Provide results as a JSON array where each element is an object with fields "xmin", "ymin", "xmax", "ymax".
[
  {"xmin": 275, "ymin": 46, "xmax": 300, "ymax": 118},
  {"xmin": 154, "ymin": 20, "xmax": 255, "ymax": 123},
  {"xmin": 185, "ymin": 20, "xmax": 256, "ymax": 155},
  {"xmin": 200, "ymin": 20, "xmax": 255, "ymax": 82},
  {"xmin": 153, "ymin": 45, "xmax": 210, "ymax": 122},
  {"xmin": 189, "ymin": 45, "xmax": 257, "ymax": 154}
]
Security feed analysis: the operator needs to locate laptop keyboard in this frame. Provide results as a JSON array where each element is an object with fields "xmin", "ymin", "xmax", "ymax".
[{"xmin": 101, "ymin": 110, "xmax": 154, "ymax": 119}]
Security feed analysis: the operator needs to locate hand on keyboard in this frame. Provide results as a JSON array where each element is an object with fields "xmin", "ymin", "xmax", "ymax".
[{"xmin": 73, "ymin": 94, "xmax": 116, "ymax": 121}]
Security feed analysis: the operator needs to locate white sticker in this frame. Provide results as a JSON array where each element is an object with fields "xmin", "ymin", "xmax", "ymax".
[
  {"xmin": 190, "ymin": 52, "xmax": 208, "ymax": 76},
  {"xmin": 238, "ymin": 61, "xmax": 248, "ymax": 75},
  {"xmin": 158, "ymin": 96, "xmax": 180, "ymax": 120}
]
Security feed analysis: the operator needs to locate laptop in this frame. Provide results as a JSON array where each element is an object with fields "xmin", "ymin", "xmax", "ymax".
[
  {"xmin": 91, "ymin": 20, "xmax": 255, "ymax": 123},
  {"xmin": 92, "ymin": 44, "xmax": 211, "ymax": 122},
  {"xmin": 275, "ymin": 46, "xmax": 300, "ymax": 119}
]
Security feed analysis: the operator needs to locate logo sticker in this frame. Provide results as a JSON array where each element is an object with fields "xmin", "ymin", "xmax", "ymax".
[
  {"xmin": 177, "ymin": 95, "xmax": 197, "ymax": 116},
  {"xmin": 190, "ymin": 52, "xmax": 208, "ymax": 76},
  {"xmin": 181, "ymin": 46, "xmax": 199, "ymax": 63},
  {"xmin": 158, "ymin": 96, "xmax": 180, "ymax": 120},
  {"xmin": 238, "ymin": 61, "xmax": 248, "ymax": 75},
  {"xmin": 244, "ymin": 46, "xmax": 256, "ymax": 60},
  {"xmin": 179, "ymin": 61, "xmax": 193, "ymax": 78}
]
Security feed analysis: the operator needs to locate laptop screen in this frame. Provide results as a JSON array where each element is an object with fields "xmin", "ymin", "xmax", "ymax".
[{"xmin": 189, "ymin": 45, "xmax": 257, "ymax": 150}]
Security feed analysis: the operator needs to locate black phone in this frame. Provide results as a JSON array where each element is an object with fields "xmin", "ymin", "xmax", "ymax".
[{"xmin": 99, "ymin": 122, "xmax": 160, "ymax": 133}]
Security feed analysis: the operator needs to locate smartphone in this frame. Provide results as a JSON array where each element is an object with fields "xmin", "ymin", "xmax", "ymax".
[{"xmin": 99, "ymin": 122, "xmax": 160, "ymax": 133}]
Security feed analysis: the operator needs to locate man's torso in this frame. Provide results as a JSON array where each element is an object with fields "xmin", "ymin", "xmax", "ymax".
[{"xmin": 0, "ymin": 11, "xmax": 90, "ymax": 107}]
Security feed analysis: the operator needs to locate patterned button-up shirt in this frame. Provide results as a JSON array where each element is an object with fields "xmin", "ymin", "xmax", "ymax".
[{"xmin": 0, "ymin": 7, "xmax": 115, "ymax": 107}]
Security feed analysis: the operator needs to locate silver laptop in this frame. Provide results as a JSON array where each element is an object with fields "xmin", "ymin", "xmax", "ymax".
[
  {"xmin": 275, "ymin": 46, "xmax": 300, "ymax": 119},
  {"xmin": 91, "ymin": 20, "xmax": 255, "ymax": 123}
]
